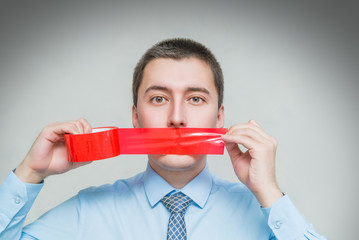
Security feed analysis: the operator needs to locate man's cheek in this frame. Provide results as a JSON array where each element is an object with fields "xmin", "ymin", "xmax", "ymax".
[
  {"xmin": 188, "ymin": 110, "xmax": 214, "ymax": 127},
  {"xmin": 142, "ymin": 112, "xmax": 167, "ymax": 127}
]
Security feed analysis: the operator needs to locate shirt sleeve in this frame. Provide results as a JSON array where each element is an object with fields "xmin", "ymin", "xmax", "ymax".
[
  {"xmin": 0, "ymin": 170, "xmax": 43, "ymax": 240},
  {"xmin": 261, "ymin": 195, "xmax": 328, "ymax": 240}
]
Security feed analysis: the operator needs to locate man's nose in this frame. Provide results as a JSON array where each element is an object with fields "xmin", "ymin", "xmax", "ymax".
[{"xmin": 167, "ymin": 102, "xmax": 187, "ymax": 128}]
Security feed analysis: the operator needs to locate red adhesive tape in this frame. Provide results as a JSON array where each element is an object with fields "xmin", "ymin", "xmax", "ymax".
[{"xmin": 64, "ymin": 128, "xmax": 228, "ymax": 162}]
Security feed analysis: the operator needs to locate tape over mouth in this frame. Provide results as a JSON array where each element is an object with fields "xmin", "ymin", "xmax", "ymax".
[{"xmin": 64, "ymin": 127, "xmax": 228, "ymax": 162}]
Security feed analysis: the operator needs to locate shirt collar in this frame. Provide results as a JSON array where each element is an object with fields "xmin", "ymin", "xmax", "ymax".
[{"xmin": 144, "ymin": 162, "xmax": 212, "ymax": 209}]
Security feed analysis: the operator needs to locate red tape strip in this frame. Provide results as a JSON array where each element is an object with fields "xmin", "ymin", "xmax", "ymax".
[{"xmin": 65, "ymin": 128, "xmax": 228, "ymax": 162}]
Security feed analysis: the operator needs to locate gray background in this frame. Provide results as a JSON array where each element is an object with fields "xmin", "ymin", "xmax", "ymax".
[{"xmin": 0, "ymin": 0, "xmax": 358, "ymax": 239}]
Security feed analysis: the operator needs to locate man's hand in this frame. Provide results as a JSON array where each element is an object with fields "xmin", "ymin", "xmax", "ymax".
[
  {"xmin": 14, "ymin": 118, "xmax": 92, "ymax": 184},
  {"xmin": 221, "ymin": 120, "xmax": 283, "ymax": 208}
]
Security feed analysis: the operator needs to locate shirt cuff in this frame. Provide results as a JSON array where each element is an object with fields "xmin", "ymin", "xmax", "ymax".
[
  {"xmin": 261, "ymin": 195, "xmax": 310, "ymax": 239},
  {"xmin": 0, "ymin": 170, "xmax": 43, "ymax": 232}
]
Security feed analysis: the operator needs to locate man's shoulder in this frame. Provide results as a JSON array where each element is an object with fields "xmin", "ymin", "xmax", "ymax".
[
  {"xmin": 210, "ymin": 173, "xmax": 260, "ymax": 208},
  {"xmin": 211, "ymin": 173, "xmax": 252, "ymax": 194},
  {"xmin": 78, "ymin": 171, "xmax": 145, "ymax": 197}
]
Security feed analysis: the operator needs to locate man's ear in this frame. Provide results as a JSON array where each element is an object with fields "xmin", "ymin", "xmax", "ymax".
[
  {"xmin": 132, "ymin": 105, "xmax": 139, "ymax": 128},
  {"xmin": 216, "ymin": 104, "xmax": 225, "ymax": 128}
]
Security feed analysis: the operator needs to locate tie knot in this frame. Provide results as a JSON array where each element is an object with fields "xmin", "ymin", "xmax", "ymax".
[{"xmin": 161, "ymin": 192, "xmax": 192, "ymax": 214}]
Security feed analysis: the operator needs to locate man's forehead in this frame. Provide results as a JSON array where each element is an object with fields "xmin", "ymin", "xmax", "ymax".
[{"xmin": 140, "ymin": 57, "xmax": 216, "ymax": 93}]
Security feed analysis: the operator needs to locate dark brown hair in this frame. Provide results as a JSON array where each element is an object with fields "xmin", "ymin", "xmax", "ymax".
[{"xmin": 132, "ymin": 38, "xmax": 224, "ymax": 108}]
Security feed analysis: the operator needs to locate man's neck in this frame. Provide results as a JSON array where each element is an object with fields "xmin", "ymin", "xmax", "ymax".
[{"xmin": 148, "ymin": 158, "xmax": 207, "ymax": 189}]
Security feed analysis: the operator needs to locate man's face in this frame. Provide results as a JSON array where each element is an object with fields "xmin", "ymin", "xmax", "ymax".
[{"xmin": 132, "ymin": 57, "xmax": 224, "ymax": 172}]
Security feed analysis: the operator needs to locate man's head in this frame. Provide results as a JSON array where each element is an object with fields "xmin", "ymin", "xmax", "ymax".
[
  {"xmin": 131, "ymin": 38, "xmax": 225, "ymax": 177},
  {"xmin": 133, "ymin": 38, "xmax": 224, "ymax": 109}
]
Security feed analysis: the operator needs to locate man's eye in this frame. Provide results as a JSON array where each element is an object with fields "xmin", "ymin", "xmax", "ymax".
[
  {"xmin": 190, "ymin": 97, "xmax": 203, "ymax": 103},
  {"xmin": 152, "ymin": 96, "xmax": 164, "ymax": 103}
]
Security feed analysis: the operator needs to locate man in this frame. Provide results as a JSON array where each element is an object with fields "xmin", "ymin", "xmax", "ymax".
[{"xmin": 0, "ymin": 38, "xmax": 326, "ymax": 239}]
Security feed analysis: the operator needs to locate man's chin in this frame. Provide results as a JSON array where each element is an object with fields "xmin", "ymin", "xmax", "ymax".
[{"xmin": 148, "ymin": 154, "xmax": 206, "ymax": 171}]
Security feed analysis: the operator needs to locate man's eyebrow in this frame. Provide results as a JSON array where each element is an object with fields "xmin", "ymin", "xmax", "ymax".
[
  {"xmin": 144, "ymin": 85, "xmax": 210, "ymax": 95},
  {"xmin": 186, "ymin": 87, "xmax": 210, "ymax": 95},
  {"xmin": 144, "ymin": 85, "xmax": 169, "ymax": 94}
]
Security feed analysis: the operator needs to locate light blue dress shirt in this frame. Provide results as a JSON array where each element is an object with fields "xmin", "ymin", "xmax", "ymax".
[{"xmin": 0, "ymin": 163, "xmax": 326, "ymax": 239}]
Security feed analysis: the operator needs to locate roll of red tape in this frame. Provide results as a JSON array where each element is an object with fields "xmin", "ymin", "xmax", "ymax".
[{"xmin": 64, "ymin": 128, "xmax": 228, "ymax": 162}]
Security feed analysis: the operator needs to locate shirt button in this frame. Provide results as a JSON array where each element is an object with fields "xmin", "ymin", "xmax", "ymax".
[
  {"xmin": 14, "ymin": 197, "xmax": 21, "ymax": 204},
  {"xmin": 274, "ymin": 221, "xmax": 282, "ymax": 229}
]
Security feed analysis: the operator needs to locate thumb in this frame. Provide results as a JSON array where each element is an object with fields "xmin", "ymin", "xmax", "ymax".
[
  {"xmin": 225, "ymin": 142, "xmax": 244, "ymax": 162},
  {"xmin": 249, "ymin": 119, "xmax": 261, "ymax": 127}
]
